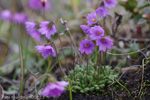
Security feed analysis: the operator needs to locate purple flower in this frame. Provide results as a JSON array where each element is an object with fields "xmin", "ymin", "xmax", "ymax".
[
  {"xmin": 96, "ymin": 37, "xmax": 113, "ymax": 52},
  {"xmin": 38, "ymin": 21, "xmax": 57, "ymax": 39},
  {"xmin": 96, "ymin": 6, "xmax": 110, "ymax": 18},
  {"xmin": 13, "ymin": 12, "xmax": 28, "ymax": 24},
  {"xmin": 31, "ymin": 31, "xmax": 41, "ymax": 42},
  {"xmin": 86, "ymin": 13, "xmax": 97, "ymax": 25},
  {"xmin": 28, "ymin": 0, "xmax": 51, "ymax": 10},
  {"xmin": 35, "ymin": 45, "xmax": 56, "ymax": 58},
  {"xmin": 41, "ymin": 81, "xmax": 69, "ymax": 98},
  {"xmin": 80, "ymin": 25, "xmax": 91, "ymax": 35},
  {"xmin": 89, "ymin": 25, "xmax": 104, "ymax": 40},
  {"xmin": 79, "ymin": 39, "xmax": 95, "ymax": 55},
  {"xmin": 25, "ymin": 22, "xmax": 36, "ymax": 32},
  {"xmin": 0, "ymin": 10, "xmax": 12, "ymax": 21},
  {"xmin": 25, "ymin": 22, "xmax": 40, "ymax": 42},
  {"xmin": 88, "ymin": 0, "xmax": 92, "ymax": 2},
  {"xmin": 104, "ymin": 0, "xmax": 118, "ymax": 8}
]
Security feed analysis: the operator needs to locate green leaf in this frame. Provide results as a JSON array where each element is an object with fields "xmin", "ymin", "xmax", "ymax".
[
  {"xmin": 90, "ymin": 87, "xmax": 94, "ymax": 91},
  {"xmin": 74, "ymin": 86, "xmax": 81, "ymax": 90},
  {"xmin": 80, "ymin": 90, "xmax": 84, "ymax": 93},
  {"xmin": 95, "ymin": 87, "xmax": 99, "ymax": 90},
  {"xmin": 75, "ymin": 81, "xmax": 81, "ymax": 85},
  {"xmin": 72, "ymin": 90, "xmax": 77, "ymax": 93},
  {"xmin": 82, "ymin": 84, "xmax": 85, "ymax": 88},
  {"xmin": 125, "ymin": 0, "xmax": 138, "ymax": 12},
  {"xmin": 84, "ymin": 88, "xmax": 90, "ymax": 92},
  {"xmin": 99, "ymin": 84, "xmax": 105, "ymax": 88}
]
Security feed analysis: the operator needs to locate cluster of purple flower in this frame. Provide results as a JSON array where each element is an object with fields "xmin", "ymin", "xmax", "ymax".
[
  {"xmin": 89, "ymin": 0, "xmax": 118, "ymax": 18},
  {"xmin": 0, "ymin": 10, "xmax": 28, "ymax": 24},
  {"xmin": 87, "ymin": 0, "xmax": 118, "ymax": 18},
  {"xmin": 79, "ymin": 0, "xmax": 117, "ymax": 55},
  {"xmin": 25, "ymin": 21, "xmax": 57, "ymax": 58},
  {"xmin": 79, "ymin": 25, "xmax": 113, "ymax": 54}
]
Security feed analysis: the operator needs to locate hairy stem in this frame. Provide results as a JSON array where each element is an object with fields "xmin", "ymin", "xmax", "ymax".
[
  {"xmin": 103, "ymin": 50, "xmax": 107, "ymax": 75},
  {"xmin": 52, "ymin": 42, "xmax": 66, "ymax": 76},
  {"xmin": 54, "ymin": 23, "xmax": 70, "ymax": 73}
]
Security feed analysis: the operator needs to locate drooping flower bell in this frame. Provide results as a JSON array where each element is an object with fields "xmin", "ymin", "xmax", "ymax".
[
  {"xmin": 38, "ymin": 21, "xmax": 57, "ymax": 40},
  {"xmin": 89, "ymin": 25, "xmax": 104, "ymax": 40},
  {"xmin": 41, "ymin": 81, "xmax": 69, "ymax": 98},
  {"xmin": 104, "ymin": 0, "xmax": 118, "ymax": 8},
  {"xmin": 96, "ymin": 6, "xmax": 110, "ymax": 18},
  {"xmin": 35, "ymin": 45, "xmax": 56, "ymax": 58},
  {"xmin": 96, "ymin": 37, "xmax": 113, "ymax": 52},
  {"xmin": 79, "ymin": 39, "xmax": 95, "ymax": 55},
  {"xmin": 25, "ymin": 21, "xmax": 40, "ymax": 42},
  {"xmin": 86, "ymin": 13, "xmax": 97, "ymax": 25}
]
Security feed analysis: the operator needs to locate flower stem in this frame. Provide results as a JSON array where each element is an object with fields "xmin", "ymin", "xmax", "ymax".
[
  {"xmin": 23, "ymin": 35, "xmax": 30, "ymax": 71},
  {"xmin": 97, "ymin": 51, "xmax": 101, "ymax": 83},
  {"xmin": 43, "ymin": 8, "xmax": 46, "ymax": 20},
  {"xmin": 86, "ymin": 54, "xmax": 89, "ymax": 85},
  {"xmin": 103, "ymin": 49, "xmax": 107, "ymax": 75},
  {"xmin": 65, "ymin": 25, "xmax": 82, "ymax": 62},
  {"xmin": 17, "ymin": 25, "xmax": 25, "ymax": 97},
  {"xmin": 40, "ymin": 56, "xmax": 52, "ymax": 88},
  {"xmin": 19, "ymin": 47, "xmax": 24, "ymax": 99},
  {"xmin": 87, "ymin": 55, "xmax": 89, "ymax": 75},
  {"xmin": 55, "ymin": 23, "xmax": 69, "ymax": 73},
  {"xmin": 95, "ymin": 46, "xmax": 99, "ymax": 66},
  {"xmin": 52, "ymin": 42, "xmax": 66, "ymax": 76},
  {"xmin": 68, "ymin": 77, "xmax": 72, "ymax": 100}
]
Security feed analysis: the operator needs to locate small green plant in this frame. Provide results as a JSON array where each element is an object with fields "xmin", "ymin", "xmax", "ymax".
[{"xmin": 63, "ymin": 62, "xmax": 119, "ymax": 94}]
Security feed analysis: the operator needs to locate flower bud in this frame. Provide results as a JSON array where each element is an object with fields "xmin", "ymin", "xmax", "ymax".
[
  {"xmin": 142, "ymin": 14, "xmax": 150, "ymax": 19},
  {"xmin": 142, "ymin": 14, "xmax": 150, "ymax": 22},
  {"xmin": 41, "ymin": 0, "xmax": 47, "ymax": 7}
]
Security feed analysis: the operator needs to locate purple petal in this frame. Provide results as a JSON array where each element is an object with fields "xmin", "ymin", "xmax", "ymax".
[{"xmin": 57, "ymin": 81, "xmax": 69, "ymax": 87}]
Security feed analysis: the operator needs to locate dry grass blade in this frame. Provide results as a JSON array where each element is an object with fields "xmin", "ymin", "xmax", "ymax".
[
  {"xmin": 119, "ymin": 66, "xmax": 140, "ymax": 73},
  {"xmin": 0, "ymin": 85, "xmax": 4, "ymax": 100}
]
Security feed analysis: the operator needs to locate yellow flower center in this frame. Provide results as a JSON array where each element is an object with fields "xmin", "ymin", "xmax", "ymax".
[
  {"xmin": 92, "ymin": 18, "xmax": 96, "ymax": 23},
  {"xmin": 97, "ymin": 32, "xmax": 101, "ymax": 35},
  {"xmin": 106, "ymin": 0, "xmax": 109, "ymax": 2},
  {"xmin": 102, "ymin": 38, "xmax": 106, "ymax": 42},
  {"xmin": 85, "ymin": 44, "xmax": 89, "ymax": 47}
]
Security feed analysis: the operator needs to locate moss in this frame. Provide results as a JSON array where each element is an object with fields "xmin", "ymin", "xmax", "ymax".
[{"xmin": 63, "ymin": 62, "xmax": 119, "ymax": 97}]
